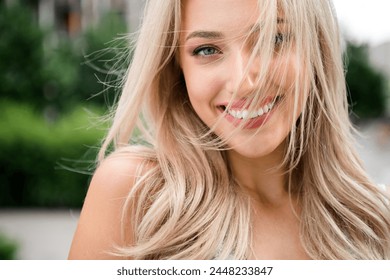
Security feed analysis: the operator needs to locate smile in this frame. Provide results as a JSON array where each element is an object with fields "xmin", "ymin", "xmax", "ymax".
[
  {"xmin": 218, "ymin": 96, "xmax": 282, "ymax": 129},
  {"xmin": 226, "ymin": 100, "xmax": 275, "ymax": 119}
]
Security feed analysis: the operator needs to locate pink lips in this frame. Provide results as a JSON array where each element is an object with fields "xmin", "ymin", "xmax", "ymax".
[{"xmin": 218, "ymin": 97, "xmax": 276, "ymax": 129}]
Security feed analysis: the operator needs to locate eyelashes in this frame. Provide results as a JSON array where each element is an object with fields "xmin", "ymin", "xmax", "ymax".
[
  {"xmin": 191, "ymin": 33, "xmax": 289, "ymax": 57},
  {"xmin": 192, "ymin": 45, "xmax": 222, "ymax": 57}
]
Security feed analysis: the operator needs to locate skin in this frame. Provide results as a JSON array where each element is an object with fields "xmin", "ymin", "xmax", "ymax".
[
  {"xmin": 179, "ymin": 0, "xmax": 309, "ymax": 259},
  {"xmin": 68, "ymin": 155, "xmax": 139, "ymax": 259}
]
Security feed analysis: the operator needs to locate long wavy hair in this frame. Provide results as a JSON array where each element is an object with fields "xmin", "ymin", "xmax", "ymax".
[{"xmin": 98, "ymin": 0, "xmax": 390, "ymax": 259}]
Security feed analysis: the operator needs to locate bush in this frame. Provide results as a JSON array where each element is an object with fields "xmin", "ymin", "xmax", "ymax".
[
  {"xmin": 0, "ymin": 101, "xmax": 106, "ymax": 208},
  {"xmin": 0, "ymin": 233, "xmax": 18, "ymax": 260}
]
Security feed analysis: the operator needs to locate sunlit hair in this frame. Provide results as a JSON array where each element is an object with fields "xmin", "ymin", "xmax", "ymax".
[{"xmin": 99, "ymin": 0, "xmax": 390, "ymax": 259}]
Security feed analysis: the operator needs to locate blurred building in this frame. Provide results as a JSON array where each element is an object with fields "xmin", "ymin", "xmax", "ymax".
[{"xmin": 6, "ymin": 0, "xmax": 145, "ymax": 36}]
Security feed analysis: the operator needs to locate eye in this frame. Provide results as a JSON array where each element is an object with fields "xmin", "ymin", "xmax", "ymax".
[
  {"xmin": 192, "ymin": 45, "xmax": 221, "ymax": 57},
  {"xmin": 274, "ymin": 33, "xmax": 285, "ymax": 47}
]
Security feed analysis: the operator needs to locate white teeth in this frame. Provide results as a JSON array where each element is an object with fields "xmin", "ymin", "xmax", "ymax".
[{"xmin": 227, "ymin": 101, "xmax": 275, "ymax": 119}]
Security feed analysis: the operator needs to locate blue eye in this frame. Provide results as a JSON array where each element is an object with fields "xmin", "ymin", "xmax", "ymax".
[{"xmin": 193, "ymin": 46, "xmax": 221, "ymax": 56}]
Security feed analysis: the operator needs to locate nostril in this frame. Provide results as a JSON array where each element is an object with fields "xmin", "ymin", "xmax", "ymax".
[{"xmin": 218, "ymin": 105, "xmax": 227, "ymax": 112}]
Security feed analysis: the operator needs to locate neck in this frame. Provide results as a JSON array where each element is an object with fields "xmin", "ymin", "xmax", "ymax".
[{"xmin": 227, "ymin": 142, "xmax": 291, "ymax": 208}]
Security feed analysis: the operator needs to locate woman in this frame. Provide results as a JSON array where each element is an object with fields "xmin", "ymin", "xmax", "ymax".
[{"xmin": 68, "ymin": 0, "xmax": 390, "ymax": 259}]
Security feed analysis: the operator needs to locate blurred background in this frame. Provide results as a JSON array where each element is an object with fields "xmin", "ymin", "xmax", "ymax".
[{"xmin": 0, "ymin": 0, "xmax": 389, "ymax": 260}]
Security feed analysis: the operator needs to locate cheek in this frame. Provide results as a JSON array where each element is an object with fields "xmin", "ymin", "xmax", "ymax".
[
  {"xmin": 270, "ymin": 56, "xmax": 299, "ymax": 91},
  {"xmin": 183, "ymin": 67, "xmax": 220, "ymax": 106},
  {"xmin": 185, "ymin": 79, "xmax": 204, "ymax": 110},
  {"xmin": 270, "ymin": 56, "xmax": 310, "ymax": 128},
  {"xmin": 272, "ymin": 55, "xmax": 309, "ymax": 102}
]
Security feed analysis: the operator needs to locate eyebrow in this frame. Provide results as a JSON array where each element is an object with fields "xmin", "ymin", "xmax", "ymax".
[
  {"xmin": 185, "ymin": 31, "xmax": 224, "ymax": 42},
  {"xmin": 185, "ymin": 18, "xmax": 285, "ymax": 42}
]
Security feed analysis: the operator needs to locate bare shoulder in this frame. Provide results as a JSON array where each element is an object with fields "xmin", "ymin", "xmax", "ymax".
[
  {"xmin": 88, "ymin": 152, "xmax": 146, "ymax": 196},
  {"xmin": 68, "ymin": 151, "xmax": 147, "ymax": 259}
]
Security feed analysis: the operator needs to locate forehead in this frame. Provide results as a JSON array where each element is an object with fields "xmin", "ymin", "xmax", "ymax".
[{"xmin": 181, "ymin": 0, "xmax": 260, "ymax": 34}]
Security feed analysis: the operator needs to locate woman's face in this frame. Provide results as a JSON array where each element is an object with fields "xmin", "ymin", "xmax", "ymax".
[{"xmin": 179, "ymin": 0, "xmax": 308, "ymax": 160}]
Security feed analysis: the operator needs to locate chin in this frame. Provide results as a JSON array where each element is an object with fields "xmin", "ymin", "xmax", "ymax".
[{"xmin": 229, "ymin": 142, "xmax": 283, "ymax": 160}]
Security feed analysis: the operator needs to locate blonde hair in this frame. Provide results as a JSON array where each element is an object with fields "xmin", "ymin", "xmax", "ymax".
[{"xmin": 98, "ymin": 0, "xmax": 390, "ymax": 259}]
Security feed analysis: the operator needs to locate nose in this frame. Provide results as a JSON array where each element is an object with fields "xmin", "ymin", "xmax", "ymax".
[{"xmin": 226, "ymin": 46, "xmax": 260, "ymax": 96}]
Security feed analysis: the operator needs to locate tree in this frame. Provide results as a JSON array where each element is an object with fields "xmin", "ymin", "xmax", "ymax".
[
  {"xmin": 0, "ymin": 3, "xmax": 47, "ymax": 110},
  {"xmin": 71, "ymin": 11, "xmax": 129, "ymax": 108},
  {"xmin": 344, "ymin": 42, "xmax": 388, "ymax": 119}
]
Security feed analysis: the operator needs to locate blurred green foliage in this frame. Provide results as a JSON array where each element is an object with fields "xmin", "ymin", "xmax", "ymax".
[
  {"xmin": 73, "ymin": 11, "xmax": 129, "ymax": 108},
  {"xmin": 0, "ymin": 2, "xmax": 47, "ymax": 111},
  {"xmin": 0, "ymin": 3, "xmax": 127, "ymax": 208},
  {"xmin": 0, "ymin": 100, "xmax": 106, "ymax": 207},
  {"xmin": 0, "ymin": 2, "xmax": 129, "ymax": 114},
  {"xmin": 345, "ymin": 42, "xmax": 389, "ymax": 119},
  {"xmin": 45, "ymin": 11, "xmax": 129, "ymax": 113},
  {"xmin": 0, "ymin": 233, "xmax": 18, "ymax": 260}
]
